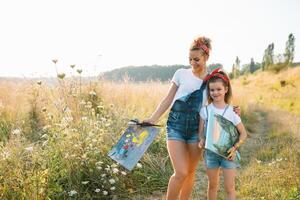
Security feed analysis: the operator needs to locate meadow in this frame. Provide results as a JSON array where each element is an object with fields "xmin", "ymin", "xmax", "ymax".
[{"xmin": 0, "ymin": 66, "xmax": 300, "ymax": 199}]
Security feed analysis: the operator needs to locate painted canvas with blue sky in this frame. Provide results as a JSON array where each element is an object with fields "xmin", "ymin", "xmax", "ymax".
[
  {"xmin": 108, "ymin": 122, "xmax": 160, "ymax": 171},
  {"xmin": 205, "ymin": 110, "xmax": 241, "ymax": 163}
]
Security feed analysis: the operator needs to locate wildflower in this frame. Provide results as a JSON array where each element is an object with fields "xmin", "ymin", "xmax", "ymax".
[
  {"xmin": 89, "ymin": 91, "xmax": 97, "ymax": 96},
  {"xmin": 97, "ymin": 166, "xmax": 102, "ymax": 170},
  {"xmin": 103, "ymin": 191, "xmax": 108, "ymax": 195},
  {"xmin": 57, "ymin": 73, "xmax": 66, "ymax": 79},
  {"xmin": 110, "ymin": 186, "xmax": 116, "ymax": 191},
  {"xmin": 1, "ymin": 151, "xmax": 10, "ymax": 159},
  {"xmin": 112, "ymin": 168, "xmax": 119, "ymax": 174},
  {"xmin": 12, "ymin": 129, "xmax": 21, "ymax": 135},
  {"xmin": 95, "ymin": 188, "xmax": 101, "ymax": 193},
  {"xmin": 82, "ymin": 181, "xmax": 89, "ymax": 185},
  {"xmin": 42, "ymin": 141, "xmax": 48, "ymax": 147},
  {"xmin": 121, "ymin": 171, "xmax": 127, "ymax": 176},
  {"xmin": 68, "ymin": 190, "xmax": 77, "ymax": 196},
  {"xmin": 81, "ymin": 154, "xmax": 87, "ymax": 159},
  {"xmin": 101, "ymin": 174, "xmax": 106, "ymax": 177},
  {"xmin": 96, "ymin": 161, "xmax": 103, "ymax": 165},
  {"xmin": 268, "ymin": 161, "xmax": 276, "ymax": 166},
  {"xmin": 256, "ymin": 159, "xmax": 262, "ymax": 164},
  {"xmin": 86, "ymin": 101, "xmax": 93, "ymax": 109},
  {"xmin": 97, "ymin": 105, "xmax": 104, "ymax": 109},
  {"xmin": 77, "ymin": 69, "xmax": 82, "ymax": 74},
  {"xmin": 25, "ymin": 146, "xmax": 34, "ymax": 152},
  {"xmin": 79, "ymin": 100, "xmax": 86, "ymax": 106},
  {"xmin": 109, "ymin": 178, "xmax": 116, "ymax": 184},
  {"xmin": 111, "ymin": 163, "xmax": 118, "ymax": 168},
  {"xmin": 81, "ymin": 116, "xmax": 88, "ymax": 121},
  {"xmin": 276, "ymin": 158, "xmax": 283, "ymax": 162},
  {"xmin": 136, "ymin": 163, "xmax": 142, "ymax": 168}
]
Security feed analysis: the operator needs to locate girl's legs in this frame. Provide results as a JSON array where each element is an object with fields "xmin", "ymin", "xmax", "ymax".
[
  {"xmin": 223, "ymin": 168, "xmax": 236, "ymax": 200},
  {"xmin": 166, "ymin": 140, "xmax": 190, "ymax": 200},
  {"xmin": 179, "ymin": 143, "xmax": 202, "ymax": 199},
  {"xmin": 206, "ymin": 168, "xmax": 220, "ymax": 200}
]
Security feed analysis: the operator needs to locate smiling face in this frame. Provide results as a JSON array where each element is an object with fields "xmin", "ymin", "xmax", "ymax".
[
  {"xmin": 189, "ymin": 50, "xmax": 208, "ymax": 72},
  {"xmin": 208, "ymin": 81, "xmax": 228, "ymax": 103}
]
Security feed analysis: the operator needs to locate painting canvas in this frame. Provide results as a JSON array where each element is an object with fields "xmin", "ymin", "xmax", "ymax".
[
  {"xmin": 205, "ymin": 109, "xmax": 241, "ymax": 163},
  {"xmin": 108, "ymin": 121, "xmax": 160, "ymax": 171}
]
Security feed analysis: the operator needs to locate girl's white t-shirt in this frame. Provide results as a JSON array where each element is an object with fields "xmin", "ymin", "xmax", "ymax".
[
  {"xmin": 200, "ymin": 104, "xmax": 241, "ymax": 126},
  {"xmin": 171, "ymin": 68, "xmax": 207, "ymax": 106}
]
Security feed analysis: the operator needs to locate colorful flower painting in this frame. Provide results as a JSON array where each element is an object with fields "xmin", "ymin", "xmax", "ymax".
[{"xmin": 108, "ymin": 123, "xmax": 160, "ymax": 170}]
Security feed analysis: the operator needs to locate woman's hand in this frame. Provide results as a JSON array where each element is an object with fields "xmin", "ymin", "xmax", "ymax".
[
  {"xmin": 198, "ymin": 138, "xmax": 205, "ymax": 149},
  {"xmin": 233, "ymin": 106, "xmax": 241, "ymax": 116},
  {"xmin": 142, "ymin": 118, "xmax": 156, "ymax": 125},
  {"xmin": 227, "ymin": 146, "xmax": 236, "ymax": 161}
]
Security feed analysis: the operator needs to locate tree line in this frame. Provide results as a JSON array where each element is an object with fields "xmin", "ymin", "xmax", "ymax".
[
  {"xmin": 101, "ymin": 33, "xmax": 297, "ymax": 82},
  {"xmin": 230, "ymin": 33, "xmax": 296, "ymax": 79}
]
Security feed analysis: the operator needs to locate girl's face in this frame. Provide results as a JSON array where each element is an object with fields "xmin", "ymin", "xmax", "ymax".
[
  {"xmin": 189, "ymin": 50, "xmax": 208, "ymax": 72},
  {"xmin": 208, "ymin": 81, "xmax": 228, "ymax": 103}
]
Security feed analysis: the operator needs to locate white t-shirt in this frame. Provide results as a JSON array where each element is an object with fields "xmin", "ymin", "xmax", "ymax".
[
  {"xmin": 171, "ymin": 68, "xmax": 207, "ymax": 106},
  {"xmin": 200, "ymin": 104, "xmax": 241, "ymax": 126}
]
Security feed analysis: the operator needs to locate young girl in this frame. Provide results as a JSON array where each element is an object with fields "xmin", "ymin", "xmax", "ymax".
[{"xmin": 198, "ymin": 69, "xmax": 247, "ymax": 200}]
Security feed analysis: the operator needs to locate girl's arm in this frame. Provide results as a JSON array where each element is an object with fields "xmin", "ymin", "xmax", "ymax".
[
  {"xmin": 198, "ymin": 118, "xmax": 205, "ymax": 149},
  {"xmin": 143, "ymin": 83, "xmax": 178, "ymax": 124},
  {"xmin": 227, "ymin": 122, "xmax": 247, "ymax": 160},
  {"xmin": 235, "ymin": 122, "xmax": 247, "ymax": 147}
]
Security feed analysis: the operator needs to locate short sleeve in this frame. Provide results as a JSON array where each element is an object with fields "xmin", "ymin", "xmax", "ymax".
[
  {"xmin": 232, "ymin": 112, "xmax": 242, "ymax": 126},
  {"xmin": 171, "ymin": 69, "xmax": 181, "ymax": 86},
  {"xmin": 200, "ymin": 106, "xmax": 207, "ymax": 120}
]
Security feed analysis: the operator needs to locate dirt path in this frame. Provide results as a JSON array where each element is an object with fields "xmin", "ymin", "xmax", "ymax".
[{"xmin": 134, "ymin": 107, "xmax": 300, "ymax": 200}]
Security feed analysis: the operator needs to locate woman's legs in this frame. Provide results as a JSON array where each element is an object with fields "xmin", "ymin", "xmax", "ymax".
[
  {"xmin": 166, "ymin": 140, "xmax": 190, "ymax": 200},
  {"xmin": 179, "ymin": 143, "xmax": 202, "ymax": 199},
  {"xmin": 223, "ymin": 168, "xmax": 236, "ymax": 200},
  {"xmin": 206, "ymin": 168, "xmax": 220, "ymax": 200}
]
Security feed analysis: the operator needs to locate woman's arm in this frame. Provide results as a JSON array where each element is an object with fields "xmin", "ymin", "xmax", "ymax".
[{"xmin": 143, "ymin": 83, "xmax": 178, "ymax": 124}]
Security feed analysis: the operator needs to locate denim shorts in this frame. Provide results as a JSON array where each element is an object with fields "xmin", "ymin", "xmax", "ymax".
[
  {"xmin": 204, "ymin": 150, "xmax": 240, "ymax": 169},
  {"xmin": 166, "ymin": 109, "xmax": 200, "ymax": 143},
  {"xmin": 166, "ymin": 127, "xmax": 199, "ymax": 143}
]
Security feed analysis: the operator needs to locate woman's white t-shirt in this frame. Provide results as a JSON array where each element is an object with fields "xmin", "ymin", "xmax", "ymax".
[
  {"xmin": 200, "ymin": 104, "xmax": 241, "ymax": 126},
  {"xmin": 171, "ymin": 68, "xmax": 207, "ymax": 106}
]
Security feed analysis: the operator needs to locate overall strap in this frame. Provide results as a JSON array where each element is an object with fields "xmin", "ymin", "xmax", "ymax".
[{"xmin": 199, "ymin": 81, "xmax": 207, "ymax": 91}]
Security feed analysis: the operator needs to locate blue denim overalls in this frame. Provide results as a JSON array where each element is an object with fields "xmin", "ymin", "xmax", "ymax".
[{"xmin": 167, "ymin": 82, "xmax": 207, "ymax": 136}]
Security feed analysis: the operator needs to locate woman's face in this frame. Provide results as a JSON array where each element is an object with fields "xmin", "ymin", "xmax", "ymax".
[{"xmin": 189, "ymin": 50, "xmax": 208, "ymax": 71}]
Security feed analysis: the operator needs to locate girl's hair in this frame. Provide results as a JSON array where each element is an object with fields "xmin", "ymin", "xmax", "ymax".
[
  {"xmin": 190, "ymin": 36, "xmax": 212, "ymax": 56},
  {"xmin": 206, "ymin": 71, "xmax": 232, "ymax": 104}
]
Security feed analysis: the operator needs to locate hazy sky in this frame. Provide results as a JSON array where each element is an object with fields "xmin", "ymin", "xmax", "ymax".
[{"xmin": 0, "ymin": 0, "xmax": 299, "ymax": 77}]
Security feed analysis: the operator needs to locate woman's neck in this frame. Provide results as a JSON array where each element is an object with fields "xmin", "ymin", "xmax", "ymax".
[
  {"xmin": 212, "ymin": 101, "xmax": 227, "ymax": 109},
  {"xmin": 192, "ymin": 66, "xmax": 207, "ymax": 79}
]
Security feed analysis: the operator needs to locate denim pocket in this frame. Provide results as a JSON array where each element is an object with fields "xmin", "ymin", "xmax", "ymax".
[{"xmin": 168, "ymin": 111, "xmax": 179, "ymax": 121}]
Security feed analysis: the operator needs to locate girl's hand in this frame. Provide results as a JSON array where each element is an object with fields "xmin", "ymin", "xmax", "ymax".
[
  {"xmin": 198, "ymin": 138, "xmax": 205, "ymax": 149},
  {"xmin": 233, "ymin": 106, "xmax": 241, "ymax": 116},
  {"xmin": 227, "ymin": 146, "xmax": 236, "ymax": 161}
]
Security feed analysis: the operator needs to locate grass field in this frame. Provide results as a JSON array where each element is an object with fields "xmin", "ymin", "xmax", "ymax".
[{"xmin": 0, "ymin": 67, "xmax": 300, "ymax": 199}]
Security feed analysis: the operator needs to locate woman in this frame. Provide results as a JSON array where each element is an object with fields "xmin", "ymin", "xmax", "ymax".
[{"xmin": 144, "ymin": 36, "xmax": 211, "ymax": 200}]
